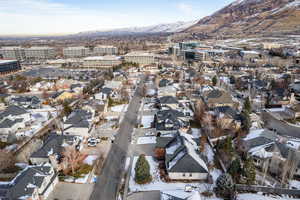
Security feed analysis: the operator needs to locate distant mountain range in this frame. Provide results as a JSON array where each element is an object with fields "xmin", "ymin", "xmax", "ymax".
[
  {"xmin": 184, "ymin": 0, "xmax": 300, "ymax": 37},
  {"xmin": 75, "ymin": 0, "xmax": 300, "ymax": 38},
  {"xmin": 73, "ymin": 20, "xmax": 198, "ymax": 37}
]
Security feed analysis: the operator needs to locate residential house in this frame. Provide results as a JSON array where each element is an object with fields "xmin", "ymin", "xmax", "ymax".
[
  {"xmin": 154, "ymin": 109, "xmax": 189, "ymax": 134},
  {"xmin": 8, "ymin": 96, "xmax": 41, "ymax": 109},
  {"xmin": 202, "ymin": 89, "xmax": 236, "ymax": 108},
  {"xmin": 158, "ymin": 85, "xmax": 178, "ymax": 97},
  {"xmin": 30, "ymin": 133, "xmax": 81, "ymax": 167},
  {"xmin": 0, "ymin": 165, "xmax": 58, "ymax": 200},
  {"xmin": 213, "ymin": 106, "xmax": 242, "ymax": 129},
  {"xmin": 156, "ymin": 132, "xmax": 208, "ymax": 181},
  {"xmin": 158, "ymin": 96, "xmax": 179, "ymax": 110},
  {"xmin": 55, "ymin": 91, "xmax": 77, "ymax": 102},
  {"xmin": 64, "ymin": 109, "xmax": 93, "ymax": 137},
  {"xmin": 0, "ymin": 105, "xmax": 30, "ymax": 142}
]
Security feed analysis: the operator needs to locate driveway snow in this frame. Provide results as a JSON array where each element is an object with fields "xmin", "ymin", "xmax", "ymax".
[{"xmin": 137, "ymin": 136, "xmax": 156, "ymax": 144}]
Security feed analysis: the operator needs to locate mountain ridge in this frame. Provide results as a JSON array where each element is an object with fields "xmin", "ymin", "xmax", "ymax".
[{"xmin": 184, "ymin": 0, "xmax": 300, "ymax": 37}]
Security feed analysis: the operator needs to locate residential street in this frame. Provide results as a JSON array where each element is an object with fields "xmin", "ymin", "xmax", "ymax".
[{"xmin": 89, "ymin": 77, "xmax": 144, "ymax": 200}]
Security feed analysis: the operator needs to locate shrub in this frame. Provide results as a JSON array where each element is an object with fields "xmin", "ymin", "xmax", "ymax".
[{"xmin": 135, "ymin": 154, "xmax": 152, "ymax": 184}]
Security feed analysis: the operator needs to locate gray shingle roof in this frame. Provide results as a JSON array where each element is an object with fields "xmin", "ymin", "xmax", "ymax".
[
  {"xmin": 0, "ymin": 165, "xmax": 53, "ymax": 200},
  {"xmin": 31, "ymin": 133, "xmax": 76, "ymax": 159},
  {"xmin": 0, "ymin": 105, "xmax": 28, "ymax": 120},
  {"xmin": 64, "ymin": 109, "xmax": 91, "ymax": 128},
  {"xmin": 159, "ymin": 96, "xmax": 179, "ymax": 104},
  {"xmin": 0, "ymin": 118, "xmax": 23, "ymax": 128}
]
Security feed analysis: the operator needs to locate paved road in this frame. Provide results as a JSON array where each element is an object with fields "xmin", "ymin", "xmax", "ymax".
[{"xmin": 89, "ymin": 77, "xmax": 144, "ymax": 200}]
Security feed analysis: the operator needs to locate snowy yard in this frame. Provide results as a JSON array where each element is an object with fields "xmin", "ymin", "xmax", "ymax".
[
  {"xmin": 129, "ymin": 156, "xmax": 212, "ymax": 195},
  {"xmin": 191, "ymin": 128, "xmax": 201, "ymax": 138},
  {"xmin": 237, "ymin": 193, "xmax": 300, "ymax": 200},
  {"xmin": 137, "ymin": 136, "xmax": 156, "ymax": 144},
  {"xmin": 141, "ymin": 115, "xmax": 154, "ymax": 128},
  {"xmin": 84, "ymin": 155, "xmax": 98, "ymax": 165},
  {"xmin": 111, "ymin": 104, "xmax": 128, "ymax": 112}
]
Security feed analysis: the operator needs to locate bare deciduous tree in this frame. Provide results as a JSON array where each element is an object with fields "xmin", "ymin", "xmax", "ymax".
[
  {"xmin": 61, "ymin": 146, "xmax": 86, "ymax": 175},
  {"xmin": 0, "ymin": 151, "xmax": 15, "ymax": 172}
]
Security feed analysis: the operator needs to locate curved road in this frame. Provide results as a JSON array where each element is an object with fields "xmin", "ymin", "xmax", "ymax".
[{"xmin": 89, "ymin": 77, "xmax": 144, "ymax": 200}]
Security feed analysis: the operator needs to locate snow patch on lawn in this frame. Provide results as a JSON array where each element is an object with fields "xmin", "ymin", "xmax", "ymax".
[
  {"xmin": 137, "ymin": 136, "xmax": 156, "ymax": 144},
  {"xmin": 204, "ymin": 144, "xmax": 214, "ymax": 163},
  {"xmin": 141, "ymin": 115, "xmax": 154, "ymax": 128},
  {"xmin": 129, "ymin": 156, "xmax": 211, "ymax": 194},
  {"xmin": 237, "ymin": 193, "xmax": 299, "ymax": 200},
  {"xmin": 75, "ymin": 174, "xmax": 89, "ymax": 184},
  {"xmin": 191, "ymin": 128, "xmax": 201, "ymax": 138},
  {"xmin": 111, "ymin": 104, "xmax": 128, "ymax": 112},
  {"xmin": 83, "ymin": 155, "xmax": 98, "ymax": 165}
]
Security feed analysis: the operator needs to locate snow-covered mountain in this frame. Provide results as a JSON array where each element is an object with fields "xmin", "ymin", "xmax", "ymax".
[
  {"xmin": 74, "ymin": 20, "xmax": 198, "ymax": 36},
  {"xmin": 185, "ymin": 0, "xmax": 300, "ymax": 37}
]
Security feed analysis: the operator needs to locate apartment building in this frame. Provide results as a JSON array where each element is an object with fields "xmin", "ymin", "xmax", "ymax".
[
  {"xmin": 0, "ymin": 60, "xmax": 21, "ymax": 75},
  {"xmin": 83, "ymin": 56, "xmax": 122, "ymax": 70},
  {"xmin": 0, "ymin": 46, "xmax": 56, "ymax": 60},
  {"xmin": 0, "ymin": 46, "xmax": 25, "ymax": 60},
  {"xmin": 24, "ymin": 47, "xmax": 56, "ymax": 59},
  {"xmin": 63, "ymin": 46, "xmax": 118, "ymax": 58},
  {"xmin": 124, "ymin": 52, "xmax": 156, "ymax": 65}
]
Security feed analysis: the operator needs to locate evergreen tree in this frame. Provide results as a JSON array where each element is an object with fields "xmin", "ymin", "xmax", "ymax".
[
  {"xmin": 212, "ymin": 75, "xmax": 218, "ymax": 86},
  {"xmin": 63, "ymin": 102, "xmax": 72, "ymax": 116},
  {"xmin": 228, "ymin": 159, "xmax": 242, "ymax": 183},
  {"xmin": 135, "ymin": 154, "xmax": 152, "ymax": 184},
  {"xmin": 243, "ymin": 97, "xmax": 252, "ymax": 113},
  {"xmin": 243, "ymin": 158, "xmax": 256, "ymax": 185},
  {"xmin": 241, "ymin": 110, "xmax": 251, "ymax": 133}
]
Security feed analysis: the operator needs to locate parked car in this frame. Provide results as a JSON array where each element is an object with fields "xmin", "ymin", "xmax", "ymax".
[
  {"xmin": 88, "ymin": 137, "xmax": 100, "ymax": 143},
  {"xmin": 88, "ymin": 141, "xmax": 97, "ymax": 147}
]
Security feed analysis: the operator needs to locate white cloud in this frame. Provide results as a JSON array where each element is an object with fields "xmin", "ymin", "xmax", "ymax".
[{"xmin": 176, "ymin": 2, "xmax": 194, "ymax": 15}]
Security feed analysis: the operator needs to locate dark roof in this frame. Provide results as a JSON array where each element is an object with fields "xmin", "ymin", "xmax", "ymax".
[
  {"xmin": 50, "ymin": 91, "xmax": 64, "ymax": 99},
  {"xmin": 0, "ymin": 165, "xmax": 53, "ymax": 200},
  {"xmin": 70, "ymin": 83, "xmax": 82, "ymax": 90},
  {"xmin": 0, "ymin": 118, "xmax": 23, "ymax": 128},
  {"xmin": 64, "ymin": 109, "xmax": 91, "ymax": 128},
  {"xmin": 11, "ymin": 96, "xmax": 41, "ymax": 105},
  {"xmin": 168, "ymin": 153, "xmax": 208, "ymax": 173},
  {"xmin": 159, "ymin": 96, "xmax": 179, "ymax": 104},
  {"xmin": 101, "ymin": 87, "xmax": 113, "ymax": 95},
  {"xmin": 156, "ymin": 137, "xmax": 175, "ymax": 148},
  {"xmin": 207, "ymin": 89, "xmax": 222, "ymax": 99},
  {"xmin": 0, "ymin": 105, "xmax": 28, "ymax": 120},
  {"xmin": 244, "ymin": 136, "xmax": 274, "ymax": 150},
  {"xmin": 155, "ymin": 110, "xmax": 186, "ymax": 131},
  {"xmin": 159, "ymin": 79, "xmax": 171, "ymax": 87},
  {"xmin": 31, "ymin": 133, "xmax": 76, "ymax": 159},
  {"xmin": 214, "ymin": 106, "xmax": 241, "ymax": 121}
]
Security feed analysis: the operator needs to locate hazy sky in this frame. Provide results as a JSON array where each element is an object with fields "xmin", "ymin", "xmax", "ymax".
[{"xmin": 0, "ymin": 0, "xmax": 235, "ymax": 35}]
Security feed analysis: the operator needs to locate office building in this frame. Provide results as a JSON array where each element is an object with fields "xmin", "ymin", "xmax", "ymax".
[
  {"xmin": 63, "ymin": 46, "xmax": 118, "ymax": 58},
  {"xmin": 0, "ymin": 46, "xmax": 56, "ymax": 60},
  {"xmin": 124, "ymin": 52, "xmax": 156, "ymax": 65},
  {"xmin": 83, "ymin": 56, "xmax": 122, "ymax": 70},
  {"xmin": 0, "ymin": 60, "xmax": 21, "ymax": 74}
]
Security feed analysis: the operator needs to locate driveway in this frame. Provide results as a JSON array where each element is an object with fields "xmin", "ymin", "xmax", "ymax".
[
  {"xmin": 47, "ymin": 182, "xmax": 94, "ymax": 200},
  {"xmin": 127, "ymin": 191, "xmax": 160, "ymax": 200}
]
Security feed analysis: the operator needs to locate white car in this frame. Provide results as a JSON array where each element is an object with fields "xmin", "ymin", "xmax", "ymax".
[
  {"xmin": 88, "ymin": 141, "xmax": 97, "ymax": 147},
  {"xmin": 145, "ymin": 131, "xmax": 155, "ymax": 136},
  {"xmin": 88, "ymin": 137, "xmax": 100, "ymax": 143}
]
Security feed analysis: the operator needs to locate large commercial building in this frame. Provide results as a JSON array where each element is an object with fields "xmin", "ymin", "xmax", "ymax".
[
  {"xmin": 0, "ymin": 47, "xmax": 25, "ymax": 60},
  {"xmin": 83, "ymin": 56, "xmax": 122, "ymax": 70},
  {"xmin": 124, "ymin": 52, "xmax": 156, "ymax": 65},
  {"xmin": 63, "ymin": 46, "xmax": 118, "ymax": 58},
  {"xmin": 0, "ymin": 60, "xmax": 21, "ymax": 74},
  {"xmin": 0, "ymin": 46, "xmax": 56, "ymax": 60},
  {"xmin": 24, "ymin": 47, "xmax": 56, "ymax": 59}
]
